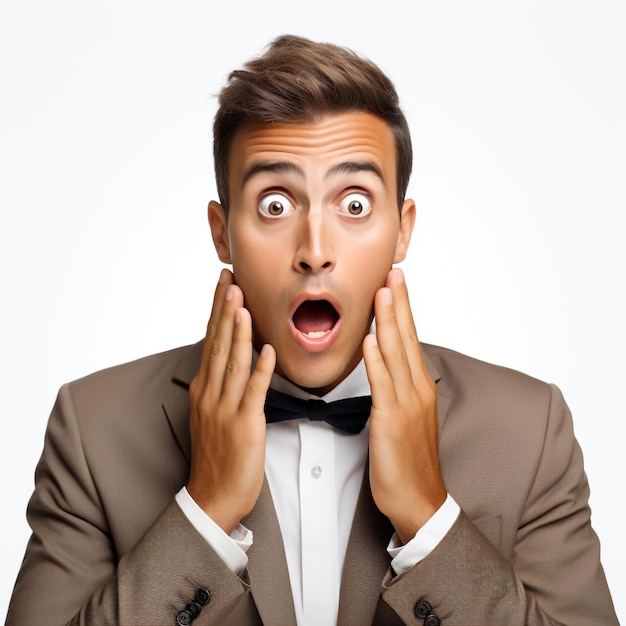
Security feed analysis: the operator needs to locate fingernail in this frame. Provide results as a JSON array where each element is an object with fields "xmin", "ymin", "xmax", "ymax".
[
  {"xmin": 394, "ymin": 267, "xmax": 405, "ymax": 284},
  {"xmin": 226, "ymin": 285, "xmax": 235, "ymax": 301},
  {"xmin": 260, "ymin": 344, "xmax": 272, "ymax": 358},
  {"xmin": 234, "ymin": 310, "xmax": 241, "ymax": 324},
  {"xmin": 384, "ymin": 288, "xmax": 393, "ymax": 306},
  {"xmin": 366, "ymin": 333, "xmax": 378, "ymax": 348},
  {"xmin": 219, "ymin": 268, "xmax": 229, "ymax": 283}
]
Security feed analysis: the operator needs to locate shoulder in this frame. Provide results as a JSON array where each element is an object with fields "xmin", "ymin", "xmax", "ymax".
[
  {"xmin": 69, "ymin": 341, "xmax": 201, "ymax": 392},
  {"xmin": 40, "ymin": 343, "xmax": 204, "ymax": 552},
  {"xmin": 422, "ymin": 342, "xmax": 565, "ymax": 460},
  {"xmin": 422, "ymin": 342, "xmax": 554, "ymax": 411},
  {"xmin": 422, "ymin": 344, "xmax": 575, "ymax": 541},
  {"xmin": 61, "ymin": 341, "xmax": 203, "ymax": 424}
]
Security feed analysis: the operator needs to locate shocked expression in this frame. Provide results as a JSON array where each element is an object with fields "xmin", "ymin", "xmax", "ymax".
[{"xmin": 209, "ymin": 111, "xmax": 415, "ymax": 394}]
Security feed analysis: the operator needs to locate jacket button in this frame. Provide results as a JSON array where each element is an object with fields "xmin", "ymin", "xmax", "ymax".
[
  {"xmin": 414, "ymin": 599, "xmax": 433, "ymax": 619},
  {"xmin": 186, "ymin": 601, "xmax": 202, "ymax": 618},
  {"xmin": 195, "ymin": 587, "xmax": 211, "ymax": 606},
  {"xmin": 425, "ymin": 615, "xmax": 441, "ymax": 626},
  {"xmin": 176, "ymin": 609, "xmax": 192, "ymax": 626}
]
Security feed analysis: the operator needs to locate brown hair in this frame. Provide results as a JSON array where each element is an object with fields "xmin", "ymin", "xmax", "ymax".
[{"xmin": 213, "ymin": 35, "xmax": 412, "ymax": 213}]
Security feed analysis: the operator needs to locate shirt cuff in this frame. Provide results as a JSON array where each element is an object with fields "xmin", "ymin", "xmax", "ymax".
[
  {"xmin": 387, "ymin": 494, "xmax": 460, "ymax": 576},
  {"xmin": 175, "ymin": 486, "xmax": 252, "ymax": 575}
]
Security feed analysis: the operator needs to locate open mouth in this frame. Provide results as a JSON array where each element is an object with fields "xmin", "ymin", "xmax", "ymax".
[{"xmin": 292, "ymin": 299, "xmax": 340, "ymax": 339}]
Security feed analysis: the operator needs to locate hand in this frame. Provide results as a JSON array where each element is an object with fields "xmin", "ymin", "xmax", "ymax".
[
  {"xmin": 363, "ymin": 267, "xmax": 447, "ymax": 544},
  {"xmin": 187, "ymin": 269, "xmax": 276, "ymax": 534}
]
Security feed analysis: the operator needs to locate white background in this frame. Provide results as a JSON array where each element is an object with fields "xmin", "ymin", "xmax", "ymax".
[{"xmin": 1, "ymin": 0, "xmax": 624, "ymax": 621}]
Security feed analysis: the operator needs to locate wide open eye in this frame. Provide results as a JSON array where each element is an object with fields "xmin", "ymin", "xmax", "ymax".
[
  {"xmin": 259, "ymin": 193, "xmax": 295, "ymax": 218},
  {"xmin": 337, "ymin": 193, "xmax": 372, "ymax": 218}
]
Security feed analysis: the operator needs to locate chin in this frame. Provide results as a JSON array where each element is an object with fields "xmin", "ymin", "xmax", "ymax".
[{"xmin": 278, "ymin": 350, "xmax": 361, "ymax": 396}]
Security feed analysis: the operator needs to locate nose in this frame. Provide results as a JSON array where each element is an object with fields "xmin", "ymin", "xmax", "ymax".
[{"xmin": 293, "ymin": 210, "xmax": 336, "ymax": 274}]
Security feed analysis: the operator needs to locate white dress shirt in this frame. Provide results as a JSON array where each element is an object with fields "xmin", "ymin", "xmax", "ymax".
[{"xmin": 176, "ymin": 357, "xmax": 460, "ymax": 626}]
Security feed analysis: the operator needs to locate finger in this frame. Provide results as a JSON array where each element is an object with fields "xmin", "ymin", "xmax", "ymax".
[
  {"xmin": 362, "ymin": 333, "xmax": 396, "ymax": 409},
  {"xmin": 205, "ymin": 283, "xmax": 245, "ymax": 396},
  {"xmin": 373, "ymin": 287, "xmax": 414, "ymax": 391},
  {"xmin": 239, "ymin": 343, "xmax": 276, "ymax": 418},
  {"xmin": 197, "ymin": 268, "xmax": 234, "ymax": 380},
  {"xmin": 220, "ymin": 306, "xmax": 255, "ymax": 407},
  {"xmin": 386, "ymin": 268, "xmax": 425, "ymax": 377}
]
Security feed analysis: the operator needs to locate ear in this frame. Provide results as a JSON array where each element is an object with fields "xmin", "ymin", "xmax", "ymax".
[
  {"xmin": 393, "ymin": 198, "xmax": 416, "ymax": 263},
  {"xmin": 208, "ymin": 200, "xmax": 232, "ymax": 264}
]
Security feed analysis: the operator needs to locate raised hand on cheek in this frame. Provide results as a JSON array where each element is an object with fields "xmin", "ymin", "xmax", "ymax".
[
  {"xmin": 187, "ymin": 269, "xmax": 276, "ymax": 534},
  {"xmin": 363, "ymin": 268, "xmax": 447, "ymax": 544}
]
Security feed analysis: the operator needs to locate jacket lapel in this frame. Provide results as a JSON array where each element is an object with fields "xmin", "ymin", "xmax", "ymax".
[
  {"xmin": 242, "ymin": 480, "xmax": 297, "ymax": 625},
  {"xmin": 162, "ymin": 341, "xmax": 204, "ymax": 463},
  {"xmin": 337, "ymin": 463, "xmax": 394, "ymax": 626},
  {"xmin": 422, "ymin": 343, "xmax": 452, "ymax": 437}
]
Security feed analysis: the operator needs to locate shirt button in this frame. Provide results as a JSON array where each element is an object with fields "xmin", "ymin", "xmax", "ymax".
[{"xmin": 310, "ymin": 465, "xmax": 323, "ymax": 479}]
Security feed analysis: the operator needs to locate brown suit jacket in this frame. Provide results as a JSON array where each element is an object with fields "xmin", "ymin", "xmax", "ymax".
[{"xmin": 6, "ymin": 341, "xmax": 618, "ymax": 625}]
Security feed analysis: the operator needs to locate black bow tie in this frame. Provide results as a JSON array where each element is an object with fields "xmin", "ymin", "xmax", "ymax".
[{"xmin": 264, "ymin": 387, "xmax": 372, "ymax": 434}]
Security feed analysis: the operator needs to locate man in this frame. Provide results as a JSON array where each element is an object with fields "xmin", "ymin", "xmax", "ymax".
[{"xmin": 6, "ymin": 35, "xmax": 618, "ymax": 626}]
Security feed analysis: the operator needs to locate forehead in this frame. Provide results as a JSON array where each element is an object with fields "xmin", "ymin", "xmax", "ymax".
[{"xmin": 228, "ymin": 111, "xmax": 397, "ymax": 185}]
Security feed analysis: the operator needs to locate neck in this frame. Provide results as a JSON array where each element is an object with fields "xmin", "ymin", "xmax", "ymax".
[{"xmin": 278, "ymin": 350, "xmax": 363, "ymax": 397}]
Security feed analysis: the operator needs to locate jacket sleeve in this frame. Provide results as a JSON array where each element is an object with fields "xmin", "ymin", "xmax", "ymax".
[
  {"xmin": 378, "ymin": 384, "xmax": 618, "ymax": 625},
  {"xmin": 5, "ymin": 384, "xmax": 256, "ymax": 626}
]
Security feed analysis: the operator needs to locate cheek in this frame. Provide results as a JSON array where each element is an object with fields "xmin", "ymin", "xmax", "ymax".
[
  {"xmin": 229, "ymin": 239, "xmax": 284, "ymax": 327},
  {"xmin": 346, "ymin": 233, "xmax": 397, "ymax": 284},
  {"xmin": 233, "ymin": 258, "xmax": 275, "ymax": 308},
  {"xmin": 232, "ymin": 267, "xmax": 276, "ymax": 347},
  {"xmin": 229, "ymin": 227, "xmax": 267, "ymax": 283}
]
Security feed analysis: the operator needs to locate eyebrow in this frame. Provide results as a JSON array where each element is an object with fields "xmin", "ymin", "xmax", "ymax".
[
  {"xmin": 325, "ymin": 160, "xmax": 385, "ymax": 183},
  {"xmin": 241, "ymin": 161, "xmax": 304, "ymax": 186},
  {"xmin": 241, "ymin": 160, "xmax": 385, "ymax": 187}
]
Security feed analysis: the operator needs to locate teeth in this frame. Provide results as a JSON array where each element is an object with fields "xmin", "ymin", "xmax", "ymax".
[{"xmin": 306, "ymin": 330, "xmax": 330, "ymax": 338}]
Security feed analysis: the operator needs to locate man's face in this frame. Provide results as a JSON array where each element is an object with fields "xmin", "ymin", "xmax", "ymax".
[{"xmin": 209, "ymin": 111, "xmax": 415, "ymax": 394}]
